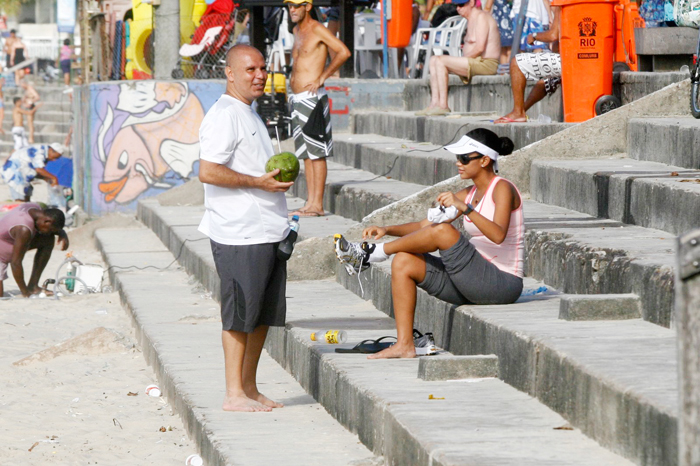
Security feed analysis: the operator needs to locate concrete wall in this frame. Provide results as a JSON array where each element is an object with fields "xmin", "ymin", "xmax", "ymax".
[{"xmin": 73, "ymin": 72, "xmax": 689, "ymax": 214}]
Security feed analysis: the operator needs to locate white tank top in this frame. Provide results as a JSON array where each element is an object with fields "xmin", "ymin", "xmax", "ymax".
[{"xmin": 462, "ymin": 177, "xmax": 525, "ymax": 278}]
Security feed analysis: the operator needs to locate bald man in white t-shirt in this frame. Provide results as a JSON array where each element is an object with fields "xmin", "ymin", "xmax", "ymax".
[{"xmin": 198, "ymin": 45, "xmax": 293, "ymax": 413}]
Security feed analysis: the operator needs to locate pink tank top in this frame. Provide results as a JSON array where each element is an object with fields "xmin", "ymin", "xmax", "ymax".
[
  {"xmin": 463, "ymin": 177, "xmax": 525, "ymax": 278},
  {"xmin": 0, "ymin": 203, "xmax": 40, "ymax": 263}
]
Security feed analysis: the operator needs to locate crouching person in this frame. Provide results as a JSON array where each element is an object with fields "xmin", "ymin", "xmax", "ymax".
[{"xmin": 0, "ymin": 203, "xmax": 68, "ymax": 297}]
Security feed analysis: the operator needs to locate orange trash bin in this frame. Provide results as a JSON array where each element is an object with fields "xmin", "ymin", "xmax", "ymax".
[
  {"xmin": 552, "ymin": 0, "xmax": 620, "ymax": 122},
  {"xmin": 614, "ymin": 0, "xmax": 645, "ymax": 71}
]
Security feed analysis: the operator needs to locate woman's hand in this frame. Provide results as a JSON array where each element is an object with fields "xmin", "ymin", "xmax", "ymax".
[
  {"xmin": 436, "ymin": 192, "xmax": 467, "ymax": 213},
  {"xmin": 363, "ymin": 225, "xmax": 387, "ymax": 240}
]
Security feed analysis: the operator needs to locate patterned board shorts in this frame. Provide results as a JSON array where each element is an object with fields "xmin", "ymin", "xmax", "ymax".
[
  {"xmin": 290, "ymin": 91, "xmax": 333, "ymax": 161},
  {"xmin": 515, "ymin": 52, "xmax": 562, "ymax": 95}
]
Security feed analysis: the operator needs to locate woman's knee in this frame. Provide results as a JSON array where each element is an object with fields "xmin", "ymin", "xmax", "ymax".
[
  {"xmin": 430, "ymin": 223, "xmax": 460, "ymax": 249},
  {"xmin": 392, "ymin": 252, "xmax": 426, "ymax": 280}
]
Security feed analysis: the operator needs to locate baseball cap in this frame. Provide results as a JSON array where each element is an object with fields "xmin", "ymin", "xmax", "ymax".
[
  {"xmin": 284, "ymin": 0, "xmax": 312, "ymax": 4},
  {"xmin": 452, "ymin": 0, "xmax": 472, "ymax": 5},
  {"xmin": 49, "ymin": 143, "xmax": 65, "ymax": 155}
]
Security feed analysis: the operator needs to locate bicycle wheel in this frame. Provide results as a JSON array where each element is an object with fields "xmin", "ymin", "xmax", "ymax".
[
  {"xmin": 692, "ymin": 80, "xmax": 700, "ymax": 119},
  {"xmin": 691, "ymin": 65, "xmax": 700, "ymax": 118}
]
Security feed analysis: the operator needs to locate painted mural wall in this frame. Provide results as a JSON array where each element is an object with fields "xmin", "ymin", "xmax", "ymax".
[
  {"xmin": 86, "ymin": 80, "xmax": 224, "ymax": 214},
  {"xmin": 75, "ymin": 78, "xmax": 401, "ymax": 215}
]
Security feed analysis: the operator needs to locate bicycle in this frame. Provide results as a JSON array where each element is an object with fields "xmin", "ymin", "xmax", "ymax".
[{"xmin": 691, "ymin": 25, "xmax": 700, "ymax": 118}]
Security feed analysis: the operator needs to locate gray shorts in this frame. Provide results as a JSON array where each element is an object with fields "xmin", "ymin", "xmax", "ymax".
[
  {"xmin": 210, "ymin": 240, "xmax": 287, "ymax": 333},
  {"xmin": 418, "ymin": 235, "xmax": 523, "ymax": 305}
]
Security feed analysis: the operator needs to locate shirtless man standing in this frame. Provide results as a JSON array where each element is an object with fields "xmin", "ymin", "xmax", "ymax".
[
  {"xmin": 416, "ymin": 0, "xmax": 501, "ymax": 116},
  {"xmin": 286, "ymin": 0, "xmax": 350, "ymax": 217},
  {"xmin": 12, "ymin": 96, "xmax": 37, "ymax": 151}
]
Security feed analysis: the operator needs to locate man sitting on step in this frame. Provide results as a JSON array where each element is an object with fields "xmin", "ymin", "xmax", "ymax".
[
  {"xmin": 494, "ymin": 6, "xmax": 561, "ymax": 123},
  {"xmin": 415, "ymin": 0, "xmax": 501, "ymax": 116}
]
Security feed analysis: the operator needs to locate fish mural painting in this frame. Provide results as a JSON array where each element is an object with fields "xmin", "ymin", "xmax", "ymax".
[{"xmin": 90, "ymin": 80, "xmax": 223, "ymax": 212}]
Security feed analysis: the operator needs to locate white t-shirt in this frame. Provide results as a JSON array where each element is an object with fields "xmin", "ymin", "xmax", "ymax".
[{"xmin": 198, "ymin": 94, "xmax": 289, "ymax": 245}]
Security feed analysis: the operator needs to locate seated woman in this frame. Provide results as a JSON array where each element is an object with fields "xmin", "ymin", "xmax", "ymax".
[{"xmin": 334, "ymin": 128, "xmax": 523, "ymax": 359}]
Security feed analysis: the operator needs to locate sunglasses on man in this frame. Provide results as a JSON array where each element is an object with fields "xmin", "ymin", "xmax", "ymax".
[
  {"xmin": 455, "ymin": 152, "xmax": 484, "ymax": 164},
  {"xmin": 287, "ymin": 3, "xmax": 309, "ymax": 8}
]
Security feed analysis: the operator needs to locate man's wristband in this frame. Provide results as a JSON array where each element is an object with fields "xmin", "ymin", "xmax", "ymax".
[
  {"xmin": 532, "ymin": 32, "xmax": 538, "ymax": 40},
  {"xmin": 465, "ymin": 203, "xmax": 475, "ymax": 215}
]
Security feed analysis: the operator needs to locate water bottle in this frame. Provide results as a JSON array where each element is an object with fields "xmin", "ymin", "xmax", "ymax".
[
  {"xmin": 66, "ymin": 261, "xmax": 75, "ymax": 292},
  {"xmin": 536, "ymin": 114, "xmax": 552, "ymax": 124},
  {"xmin": 277, "ymin": 215, "xmax": 300, "ymax": 261},
  {"xmin": 310, "ymin": 330, "xmax": 348, "ymax": 344}
]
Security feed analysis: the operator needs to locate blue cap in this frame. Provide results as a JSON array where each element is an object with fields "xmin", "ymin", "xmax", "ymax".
[{"xmin": 292, "ymin": 215, "xmax": 299, "ymax": 221}]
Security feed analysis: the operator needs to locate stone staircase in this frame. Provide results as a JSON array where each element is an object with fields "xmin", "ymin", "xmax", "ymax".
[
  {"xmin": 0, "ymin": 84, "xmax": 73, "ymax": 157},
  {"xmin": 92, "ymin": 81, "xmax": 693, "ymax": 465}
]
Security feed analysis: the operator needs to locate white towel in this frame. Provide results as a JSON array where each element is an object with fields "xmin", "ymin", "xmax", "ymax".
[{"xmin": 427, "ymin": 205, "xmax": 460, "ymax": 223}]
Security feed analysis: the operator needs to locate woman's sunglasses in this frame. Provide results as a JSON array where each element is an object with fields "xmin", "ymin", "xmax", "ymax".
[{"xmin": 455, "ymin": 152, "xmax": 484, "ymax": 165}]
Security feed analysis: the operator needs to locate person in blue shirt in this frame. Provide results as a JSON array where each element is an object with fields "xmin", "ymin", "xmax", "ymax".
[{"xmin": 2, "ymin": 143, "xmax": 65, "ymax": 202}]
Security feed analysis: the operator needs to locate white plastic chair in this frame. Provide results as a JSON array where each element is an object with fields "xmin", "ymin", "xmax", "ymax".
[
  {"xmin": 179, "ymin": 26, "xmax": 223, "ymax": 57},
  {"xmin": 268, "ymin": 9, "xmax": 294, "ymax": 72},
  {"xmin": 354, "ymin": 13, "xmax": 401, "ymax": 78},
  {"xmin": 354, "ymin": 13, "xmax": 383, "ymax": 76},
  {"xmin": 409, "ymin": 16, "xmax": 467, "ymax": 79}
]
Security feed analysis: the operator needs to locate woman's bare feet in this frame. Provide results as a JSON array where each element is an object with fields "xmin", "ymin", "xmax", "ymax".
[
  {"xmin": 222, "ymin": 393, "xmax": 272, "ymax": 412},
  {"xmin": 367, "ymin": 342, "xmax": 416, "ymax": 359}
]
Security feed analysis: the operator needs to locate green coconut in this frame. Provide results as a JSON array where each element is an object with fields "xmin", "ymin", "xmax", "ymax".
[{"xmin": 265, "ymin": 152, "xmax": 300, "ymax": 182}]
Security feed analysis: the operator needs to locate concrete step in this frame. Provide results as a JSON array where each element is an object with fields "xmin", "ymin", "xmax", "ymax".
[
  {"xmin": 522, "ymin": 201, "xmax": 675, "ymax": 328},
  {"xmin": 117, "ymin": 213, "xmax": 636, "ymax": 466},
  {"xmin": 0, "ymin": 131, "xmax": 67, "ymax": 144},
  {"xmin": 530, "ymin": 157, "xmax": 700, "ymax": 235},
  {"xmin": 290, "ymin": 160, "xmax": 424, "ymax": 222},
  {"xmin": 269, "ymin": 152, "xmax": 678, "ymax": 328},
  {"xmin": 336, "ymin": 255, "xmax": 676, "ymax": 466},
  {"xmin": 628, "ymin": 117, "xmax": 700, "ymax": 169},
  {"xmin": 298, "ymin": 142, "xmax": 676, "ymax": 327},
  {"xmin": 2, "ymin": 120, "xmax": 71, "ymax": 131},
  {"xmin": 334, "ymin": 133, "xmax": 457, "ymax": 187},
  {"xmin": 399, "ymin": 75, "xmax": 565, "ymax": 120},
  {"xmin": 352, "ymin": 112, "xmax": 572, "ymax": 152},
  {"xmin": 3, "ymin": 85, "xmax": 75, "ymax": 101},
  {"xmin": 3, "ymin": 100, "xmax": 73, "ymax": 112},
  {"xmin": 136, "ymin": 197, "xmax": 359, "ymax": 298},
  {"xmin": 10, "ymin": 110, "xmax": 72, "ymax": 124},
  {"xmin": 94, "ymin": 227, "xmax": 378, "ymax": 466},
  {"xmin": 398, "ymin": 73, "xmax": 687, "ymax": 116}
]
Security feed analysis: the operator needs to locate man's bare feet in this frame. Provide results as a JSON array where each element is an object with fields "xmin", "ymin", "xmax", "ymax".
[
  {"xmin": 494, "ymin": 111, "xmax": 528, "ymax": 124},
  {"xmin": 367, "ymin": 342, "xmax": 416, "ymax": 359},
  {"xmin": 291, "ymin": 205, "xmax": 324, "ymax": 217},
  {"xmin": 247, "ymin": 390, "xmax": 284, "ymax": 408},
  {"xmin": 222, "ymin": 393, "xmax": 272, "ymax": 412}
]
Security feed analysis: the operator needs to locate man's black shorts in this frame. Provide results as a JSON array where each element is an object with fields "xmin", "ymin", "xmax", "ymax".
[{"xmin": 210, "ymin": 240, "xmax": 287, "ymax": 333}]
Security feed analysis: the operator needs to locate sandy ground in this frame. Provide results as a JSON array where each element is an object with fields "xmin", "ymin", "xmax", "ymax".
[{"xmin": 0, "ymin": 182, "xmax": 199, "ymax": 465}]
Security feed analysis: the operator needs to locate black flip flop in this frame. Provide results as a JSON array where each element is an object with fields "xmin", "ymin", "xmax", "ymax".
[{"xmin": 335, "ymin": 336, "xmax": 397, "ymax": 354}]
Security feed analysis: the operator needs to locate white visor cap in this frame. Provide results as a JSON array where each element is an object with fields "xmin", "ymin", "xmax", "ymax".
[{"xmin": 444, "ymin": 135, "xmax": 499, "ymax": 171}]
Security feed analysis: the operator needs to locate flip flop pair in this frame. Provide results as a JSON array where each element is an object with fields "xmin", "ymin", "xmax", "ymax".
[{"xmin": 335, "ymin": 336, "xmax": 397, "ymax": 354}]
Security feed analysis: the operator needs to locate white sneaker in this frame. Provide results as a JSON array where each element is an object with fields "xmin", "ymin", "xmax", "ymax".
[
  {"xmin": 413, "ymin": 329, "xmax": 438, "ymax": 356},
  {"xmin": 334, "ymin": 234, "xmax": 370, "ymax": 276}
]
